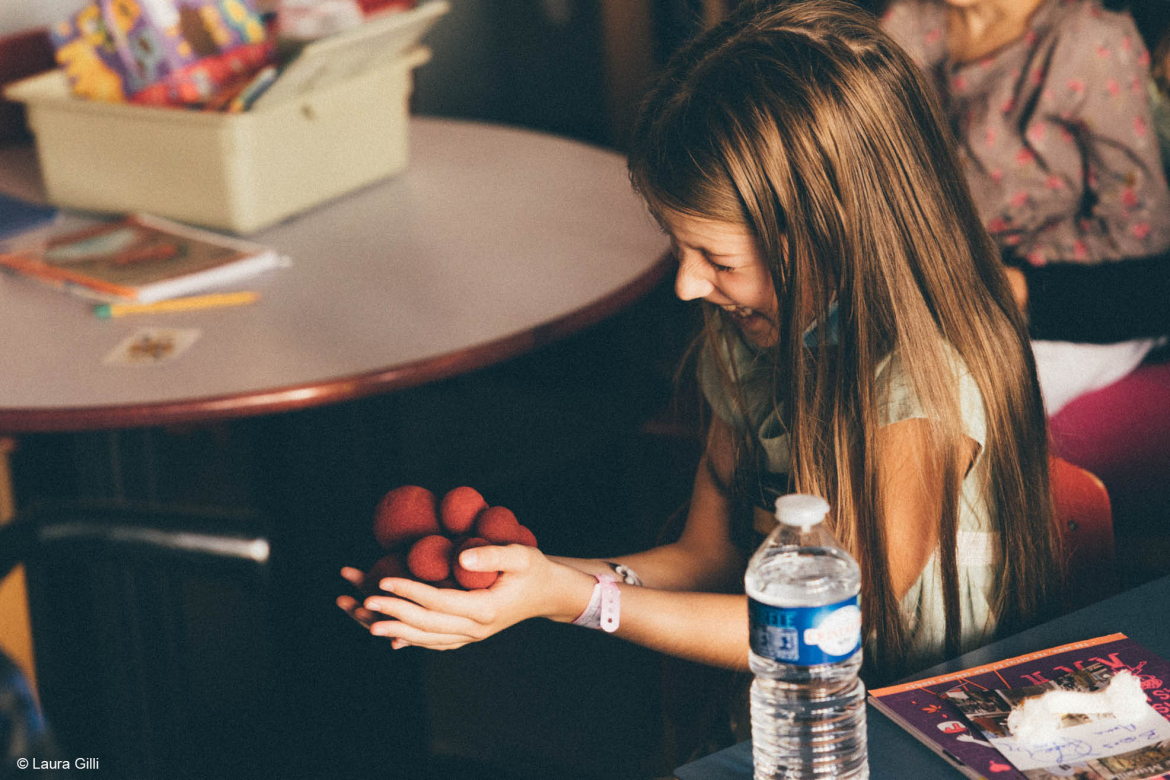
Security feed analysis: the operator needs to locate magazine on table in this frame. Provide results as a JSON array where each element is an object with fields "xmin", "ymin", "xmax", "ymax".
[
  {"xmin": 868, "ymin": 633, "xmax": 1170, "ymax": 780},
  {"xmin": 0, "ymin": 212, "xmax": 288, "ymax": 303}
]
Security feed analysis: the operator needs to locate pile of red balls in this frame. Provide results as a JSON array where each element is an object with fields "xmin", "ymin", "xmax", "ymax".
[{"xmin": 363, "ymin": 485, "xmax": 537, "ymax": 594}]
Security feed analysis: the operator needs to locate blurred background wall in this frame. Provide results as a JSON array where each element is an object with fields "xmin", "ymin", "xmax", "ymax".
[{"xmin": 0, "ymin": 0, "xmax": 663, "ymax": 149}]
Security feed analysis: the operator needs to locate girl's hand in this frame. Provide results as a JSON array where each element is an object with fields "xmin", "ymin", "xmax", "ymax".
[
  {"xmin": 337, "ymin": 566, "xmax": 384, "ymax": 630},
  {"xmin": 336, "ymin": 544, "xmax": 593, "ymax": 650}
]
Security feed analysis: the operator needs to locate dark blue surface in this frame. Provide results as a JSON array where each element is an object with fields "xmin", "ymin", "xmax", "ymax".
[{"xmin": 675, "ymin": 574, "xmax": 1170, "ymax": 780}]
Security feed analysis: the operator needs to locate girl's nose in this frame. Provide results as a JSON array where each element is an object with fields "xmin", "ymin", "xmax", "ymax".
[{"xmin": 675, "ymin": 259, "xmax": 714, "ymax": 301}]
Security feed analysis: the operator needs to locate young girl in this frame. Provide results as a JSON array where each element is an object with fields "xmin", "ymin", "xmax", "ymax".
[{"xmin": 338, "ymin": 0, "xmax": 1059, "ymax": 682}]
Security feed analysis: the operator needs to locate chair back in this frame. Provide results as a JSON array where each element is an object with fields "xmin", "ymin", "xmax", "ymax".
[{"xmin": 1050, "ymin": 456, "xmax": 1118, "ymax": 610}]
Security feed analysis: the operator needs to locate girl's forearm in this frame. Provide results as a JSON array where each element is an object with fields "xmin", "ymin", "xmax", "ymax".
[
  {"xmin": 610, "ymin": 587, "xmax": 750, "ymax": 670},
  {"xmin": 543, "ymin": 552, "xmax": 750, "ymax": 669}
]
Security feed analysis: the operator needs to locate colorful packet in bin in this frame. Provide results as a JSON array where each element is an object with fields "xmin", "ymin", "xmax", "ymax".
[
  {"xmin": 103, "ymin": 0, "xmax": 202, "ymax": 91},
  {"xmin": 130, "ymin": 40, "xmax": 273, "ymax": 107},
  {"xmin": 50, "ymin": 2, "xmax": 134, "ymax": 101},
  {"xmin": 50, "ymin": 0, "xmax": 270, "ymax": 106},
  {"xmin": 189, "ymin": 0, "xmax": 268, "ymax": 49}
]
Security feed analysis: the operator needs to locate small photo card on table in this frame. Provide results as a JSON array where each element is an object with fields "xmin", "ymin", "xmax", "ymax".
[{"xmin": 103, "ymin": 327, "xmax": 201, "ymax": 366}]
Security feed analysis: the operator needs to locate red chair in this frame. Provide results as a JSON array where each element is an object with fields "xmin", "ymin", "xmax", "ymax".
[
  {"xmin": 1049, "ymin": 456, "xmax": 1118, "ymax": 610},
  {"xmin": 1049, "ymin": 359, "xmax": 1170, "ymax": 588}
]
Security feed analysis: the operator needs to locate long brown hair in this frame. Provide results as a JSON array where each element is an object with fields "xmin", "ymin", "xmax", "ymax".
[{"xmin": 628, "ymin": 0, "xmax": 1058, "ymax": 677}]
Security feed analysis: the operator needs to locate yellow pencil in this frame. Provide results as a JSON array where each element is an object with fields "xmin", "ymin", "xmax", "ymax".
[{"xmin": 95, "ymin": 291, "xmax": 260, "ymax": 319}]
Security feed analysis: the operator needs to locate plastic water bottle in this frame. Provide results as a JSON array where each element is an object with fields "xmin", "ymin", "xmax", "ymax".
[{"xmin": 745, "ymin": 494, "xmax": 868, "ymax": 779}]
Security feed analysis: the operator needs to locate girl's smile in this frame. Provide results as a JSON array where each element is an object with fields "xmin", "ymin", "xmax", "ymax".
[
  {"xmin": 718, "ymin": 303, "xmax": 775, "ymax": 344},
  {"xmin": 659, "ymin": 210, "xmax": 781, "ymax": 348}
]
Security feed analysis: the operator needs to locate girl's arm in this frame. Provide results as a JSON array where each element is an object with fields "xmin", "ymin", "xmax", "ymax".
[
  {"xmin": 352, "ymin": 558, "xmax": 752, "ymax": 669},
  {"xmin": 879, "ymin": 417, "xmax": 979, "ymax": 599},
  {"xmin": 338, "ymin": 418, "xmax": 752, "ymax": 669}
]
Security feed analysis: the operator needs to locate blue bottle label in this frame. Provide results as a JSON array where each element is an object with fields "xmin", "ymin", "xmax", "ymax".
[{"xmin": 748, "ymin": 595, "xmax": 861, "ymax": 665}]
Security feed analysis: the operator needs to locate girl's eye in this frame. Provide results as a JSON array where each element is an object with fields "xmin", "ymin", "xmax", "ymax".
[{"xmin": 701, "ymin": 250, "xmax": 734, "ymax": 273}]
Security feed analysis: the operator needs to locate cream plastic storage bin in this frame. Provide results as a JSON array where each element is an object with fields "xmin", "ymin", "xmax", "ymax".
[{"xmin": 5, "ymin": 45, "xmax": 430, "ymax": 234}]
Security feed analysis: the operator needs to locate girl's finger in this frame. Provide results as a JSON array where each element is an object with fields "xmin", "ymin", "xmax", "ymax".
[
  {"xmin": 457, "ymin": 543, "xmax": 534, "ymax": 573},
  {"xmin": 378, "ymin": 578, "xmax": 484, "ymax": 616},
  {"xmin": 336, "ymin": 595, "xmax": 376, "ymax": 628},
  {"xmin": 413, "ymin": 641, "xmax": 468, "ymax": 651},
  {"xmin": 340, "ymin": 567, "xmax": 365, "ymax": 588},
  {"xmin": 364, "ymin": 594, "xmax": 483, "ymax": 637},
  {"xmin": 369, "ymin": 619, "xmax": 470, "ymax": 648}
]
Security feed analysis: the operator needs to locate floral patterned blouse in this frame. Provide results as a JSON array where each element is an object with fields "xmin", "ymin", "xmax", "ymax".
[{"xmin": 882, "ymin": 0, "xmax": 1170, "ymax": 264}]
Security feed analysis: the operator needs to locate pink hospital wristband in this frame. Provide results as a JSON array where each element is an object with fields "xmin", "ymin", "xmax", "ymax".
[{"xmin": 571, "ymin": 575, "xmax": 620, "ymax": 633}]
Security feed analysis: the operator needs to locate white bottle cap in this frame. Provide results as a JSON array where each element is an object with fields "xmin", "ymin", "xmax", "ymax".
[{"xmin": 774, "ymin": 494, "xmax": 830, "ymax": 527}]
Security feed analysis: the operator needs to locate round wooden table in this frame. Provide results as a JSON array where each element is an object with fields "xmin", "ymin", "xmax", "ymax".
[{"xmin": 0, "ymin": 116, "xmax": 670, "ymax": 432}]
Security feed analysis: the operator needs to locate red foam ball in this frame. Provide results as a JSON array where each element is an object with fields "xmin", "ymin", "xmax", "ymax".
[
  {"xmin": 439, "ymin": 486, "xmax": 489, "ymax": 535},
  {"xmin": 516, "ymin": 524, "xmax": 538, "ymax": 548},
  {"xmin": 407, "ymin": 534, "xmax": 454, "ymax": 582},
  {"xmin": 475, "ymin": 506, "xmax": 521, "ymax": 544},
  {"xmin": 361, "ymin": 553, "xmax": 410, "ymax": 596},
  {"xmin": 374, "ymin": 485, "xmax": 440, "ymax": 550},
  {"xmin": 452, "ymin": 537, "xmax": 498, "ymax": 590}
]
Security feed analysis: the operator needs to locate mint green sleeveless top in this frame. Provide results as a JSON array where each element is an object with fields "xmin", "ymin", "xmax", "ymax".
[{"xmin": 698, "ymin": 333, "xmax": 997, "ymax": 669}]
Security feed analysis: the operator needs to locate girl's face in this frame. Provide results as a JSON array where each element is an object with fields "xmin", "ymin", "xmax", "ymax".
[{"xmin": 661, "ymin": 210, "xmax": 780, "ymax": 348}]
